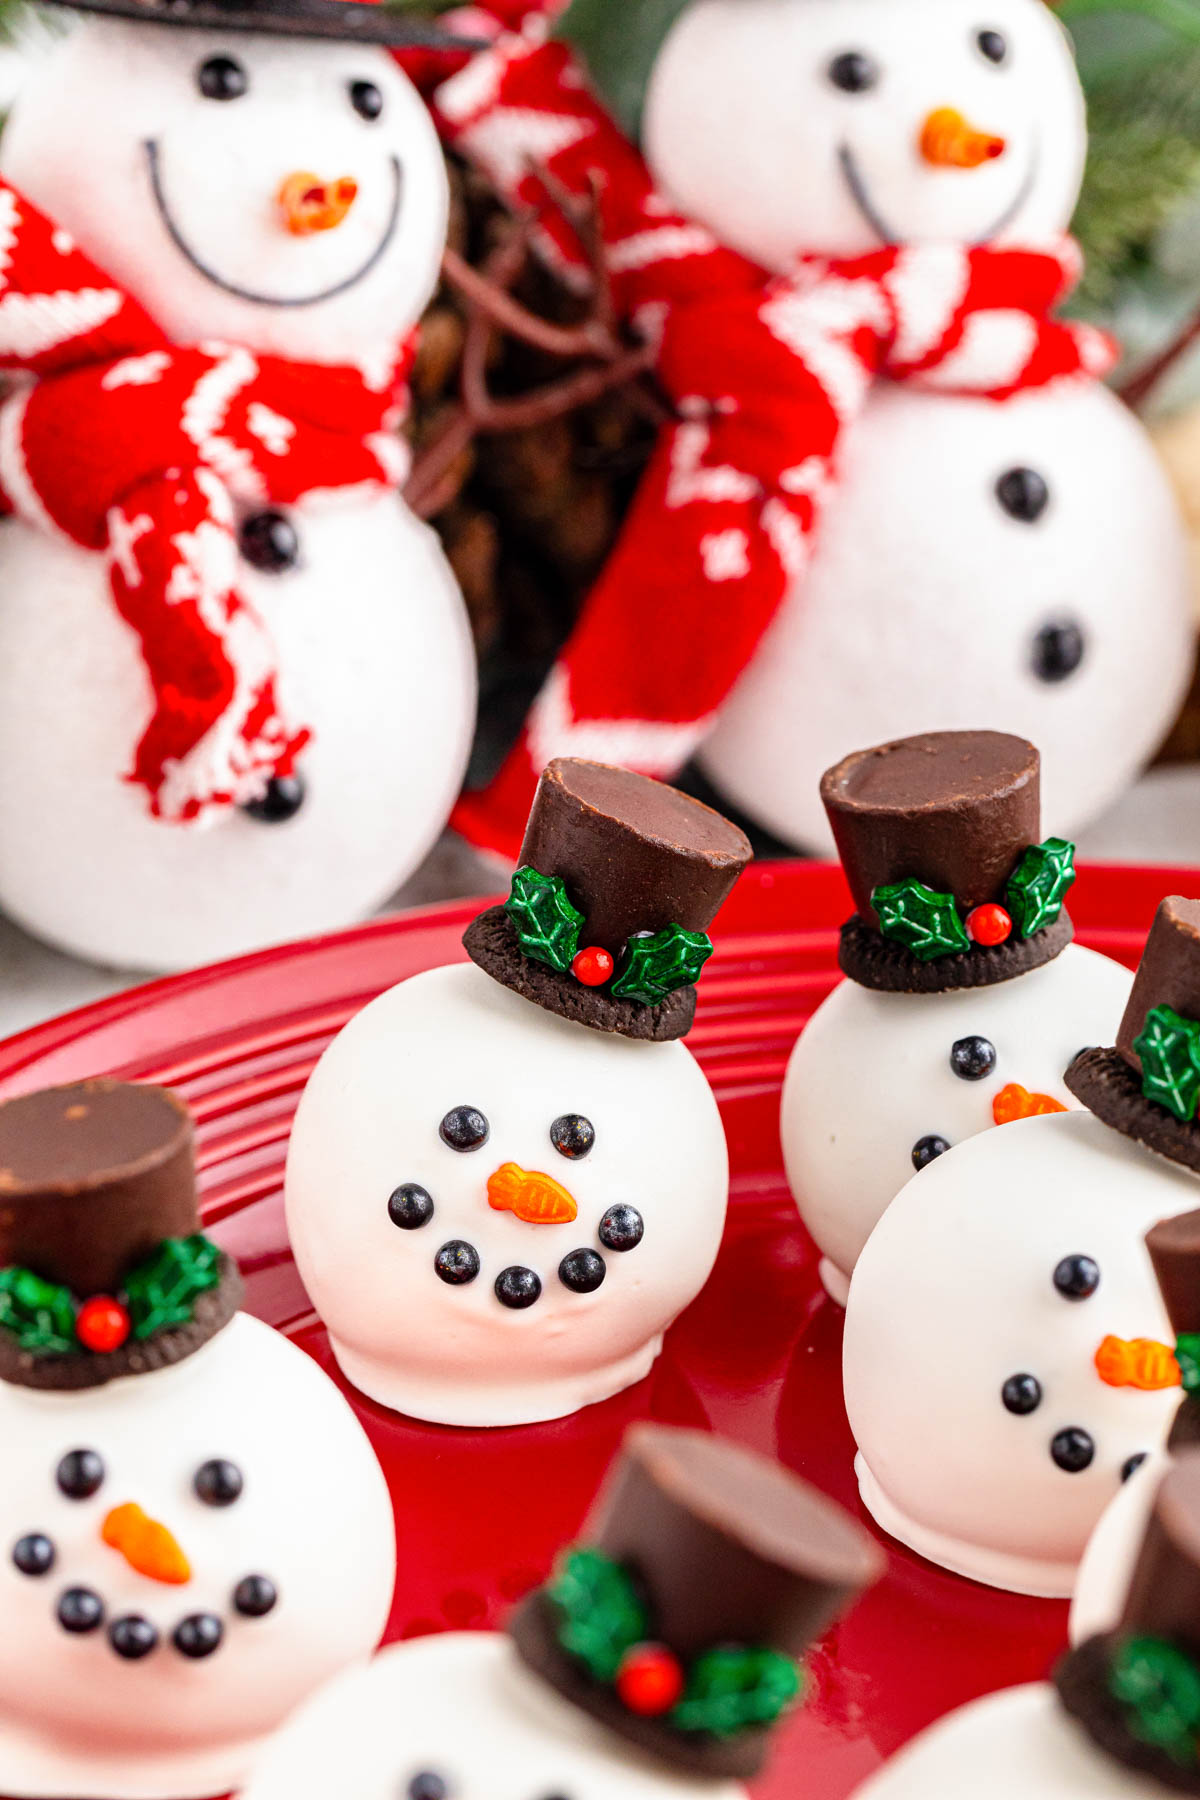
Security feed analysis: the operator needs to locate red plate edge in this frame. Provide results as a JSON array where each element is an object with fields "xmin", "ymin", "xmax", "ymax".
[{"xmin": 0, "ymin": 860, "xmax": 1186, "ymax": 1799}]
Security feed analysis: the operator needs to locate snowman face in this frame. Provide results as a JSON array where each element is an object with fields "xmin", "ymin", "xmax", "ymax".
[
  {"xmin": 0, "ymin": 19, "xmax": 447, "ymax": 364},
  {"xmin": 243, "ymin": 1631, "xmax": 745, "ymax": 1800},
  {"xmin": 782, "ymin": 944, "xmax": 1134, "ymax": 1289},
  {"xmin": 284, "ymin": 963, "xmax": 729, "ymax": 1428},
  {"xmin": 642, "ymin": 0, "xmax": 1086, "ymax": 268},
  {"xmin": 844, "ymin": 1111, "xmax": 1196, "ymax": 1596},
  {"xmin": 0, "ymin": 1314, "xmax": 393, "ymax": 1785}
]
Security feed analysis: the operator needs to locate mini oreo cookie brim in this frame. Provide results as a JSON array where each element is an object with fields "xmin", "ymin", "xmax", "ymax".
[
  {"xmin": 840, "ymin": 908, "xmax": 1074, "ymax": 995},
  {"xmin": 1066, "ymin": 1047, "xmax": 1200, "ymax": 1178}
]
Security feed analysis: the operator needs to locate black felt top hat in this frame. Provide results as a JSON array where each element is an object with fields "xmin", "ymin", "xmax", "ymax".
[{"xmin": 49, "ymin": 0, "xmax": 481, "ymax": 48}]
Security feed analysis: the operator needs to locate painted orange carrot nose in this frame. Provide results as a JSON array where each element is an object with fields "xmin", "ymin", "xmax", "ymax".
[
  {"xmin": 992, "ymin": 1084, "xmax": 1068, "ymax": 1126},
  {"xmin": 920, "ymin": 107, "xmax": 1007, "ymax": 169},
  {"xmin": 1095, "ymin": 1337, "xmax": 1182, "ymax": 1392},
  {"xmin": 101, "ymin": 1503, "xmax": 191, "ymax": 1586},
  {"xmin": 487, "ymin": 1162, "xmax": 578, "ymax": 1226},
  {"xmin": 277, "ymin": 171, "xmax": 359, "ymax": 236}
]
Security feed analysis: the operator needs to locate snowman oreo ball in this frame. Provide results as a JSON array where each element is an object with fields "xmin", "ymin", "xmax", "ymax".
[
  {"xmin": 842, "ymin": 894, "xmax": 1200, "ymax": 1597},
  {"xmin": 0, "ymin": 1078, "xmax": 394, "ymax": 1799},
  {"xmin": 782, "ymin": 730, "xmax": 1132, "ymax": 1306},
  {"xmin": 0, "ymin": 0, "xmax": 478, "ymax": 972},
  {"xmin": 599, "ymin": 0, "xmax": 1194, "ymax": 848},
  {"xmin": 242, "ymin": 1424, "xmax": 884, "ymax": 1798},
  {"xmin": 285, "ymin": 760, "xmax": 751, "ymax": 1428},
  {"xmin": 854, "ymin": 1452, "xmax": 1200, "ymax": 1800}
]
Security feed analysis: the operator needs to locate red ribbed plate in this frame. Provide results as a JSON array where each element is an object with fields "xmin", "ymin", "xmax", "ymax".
[{"xmin": 0, "ymin": 862, "xmax": 1178, "ymax": 1796}]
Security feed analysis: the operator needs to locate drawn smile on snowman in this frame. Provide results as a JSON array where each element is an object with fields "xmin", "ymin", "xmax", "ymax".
[
  {"xmin": 387, "ymin": 1106, "xmax": 645, "ymax": 1311},
  {"xmin": 17, "ymin": 1446, "xmax": 278, "ymax": 1662},
  {"xmin": 836, "ymin": 134, "xmax": 1039, "ymax": 247}
]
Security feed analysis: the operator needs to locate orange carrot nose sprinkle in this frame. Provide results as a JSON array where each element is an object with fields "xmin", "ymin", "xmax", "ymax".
[
  {"xmin": 487, "ymin": 1162, "xmax": 578, "ymax": 1226},
  {"xmin": 920, "ymin": 107, "xmax": 1007, "ymax": 169},
  {"xmin": 992, "ymin": 1083, "xmax": 1069, "ymax": 1126},
  {"xmin": 101, "ymin": 1503, "xmax": 191, "ymax": 1585},
  {"xmin": 277, "ymin": 172, "xmax": 359, "ymax": 236},
  {"xmin": 1095, "ymin": 1336, "xmax": 1182, "ymax": 1392}
]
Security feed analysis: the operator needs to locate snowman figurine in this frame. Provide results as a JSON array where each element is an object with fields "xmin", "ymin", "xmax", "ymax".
[
  {"xmin": 285, "ymin": 758, "xmax": 751, "ymax": 1427},
  {"xmin": 241, "ymin": 1424, "xmax": 884, "ymax": 1798},
  {"xmin": 0, "ymin": 1077, "xmax": 395, "ymax": 1799},
  {"xmin": 843, "ymin": 893, "xmax": 1200, "ymax": 1597},
  {"xmin": 783, "ymin": 729, "xmax": 1133, "ymax": 1306},
  {"xmin": 853, "ymin": 1451, "xmax": 1200, "ymax": 1800},
  {"xmin": 0, "ymin": 0, "xmax": 478, "ymax": 972},
  {"xmin": 434, "ymin": 0, "xmax": 1191, "ymax": 863}
]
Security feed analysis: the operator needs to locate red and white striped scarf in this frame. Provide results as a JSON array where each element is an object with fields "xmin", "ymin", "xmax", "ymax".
[
  {"xmin": 434, "ymin": 19, "xmax": 1116, "ymax": 861},
  {"xmin": 0, "ymin": 181, "xmax": 414, "ymax": 824}
]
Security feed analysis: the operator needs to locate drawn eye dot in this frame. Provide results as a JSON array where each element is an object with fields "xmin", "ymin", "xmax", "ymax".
[
  {"xmin": 827, "ymin": 49, "xmax": 879, "ymax": 91},
  {"xmin": 408, "ymin": 1774, "xmax": 448, "ymax": 1800},
  {"xmin": 976, "ymin": 27, "xmax": 1009, "ymax": 63},
  {"xmin": 439, "ymin": 1107, "xmax": 489, "ymax": 1152}
]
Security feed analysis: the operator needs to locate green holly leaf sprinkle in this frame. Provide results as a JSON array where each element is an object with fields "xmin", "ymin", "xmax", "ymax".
[
  {"xmin": 504, "ymin": 866, "xmax": 584, "ymax": 975},
  {"xmin": 548, "ymin": 1547, "xmax": 648, "ymax": 1683},
  {"xmin": 0, "ymin": 1267, "xmax": 77, "ymax": 1354},
  {"xmin": 1005, "ymin": 838, "xmax": 1077, "ymax": 939},
  {"xmin": 1177, "ymin": 1334, "xmax": 1200, "ymax": 1395},
  {"xmin": 871, "ymin": 879, "xmax": 970, "ymax": 962},
  {"xmin": 124, "ymin": 1235, "xmax": 222, "ymax": 1341},
  {"xmin": 1111, "ymin": 1636, "xmax": 1200, "ymax": 1766},
  {"xmin": 1135, "ymin": 1005, "xmax": 1200, "ymax": 1123},
  {"xmin": 609, "ymin": 924, "xmax": 714, "ymax": 1007},
  {"xmin": 670, "ymin": 1646, "xmax": 804, "ymax": 1741}
]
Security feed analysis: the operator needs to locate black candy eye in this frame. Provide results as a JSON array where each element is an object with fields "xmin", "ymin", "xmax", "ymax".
[
  {"xmin": 559, "ymin": 1249, "xmax": 606, "ymax": 1294},
  {"xmin": 599, "ymin": 1205, "xmax": 643, "ymax": 1252},
  {"xmin": 828, "ymin": 50, "xmax": 879, "ymax": 92},
  {"xmin": 996, "ymin": 467, "xmax": 1049, "ymax": 523},
  {"xmin": 912, "ymin": 1134, "xmax": 950, "ymax": 1172},
  {"xmin": 1002, "ymin": 1373, "xmax": 1042, "ymax": 1415},
  {"xmin": 1054, "ymin": 1255, "xmax": 1100, "ymax": 1300},
  {"xmin": 389, "ymin": 1183, "xmax": 435, "ymax": 1230},
  {"xmin": 976, "ymin": 28, "xmax": 1008, "ymax": 63},
  {"xmin": 239, "ymin": 510, "xmax": 299, "ymax": 573},
  {"xmin": 1123, "ymin": 1453, "xmax": 1149, "ymax": 1483},
  {"xmin": 56, "ymin": 1449, "xmax": 104, "ymax": 1500},
  {"xmin": 439, "ymin": 1107, "xmax": 489, "ymax": 1152},
  {"xmin": 435, "ymin": 1240, "xmax": 480, "ymax": 1286},
  {"xmin": 196, "ymin": 55, "xmax": 248, "ymax": 100},
  {"xmin": 350, "ymin": 79, "xmax": 384, "ymax": 120},
  {"xmin": 1031, "ymin": 618, "xmax": 1086, "ymax": 684},
  {"xmin": 12, "ymin": 1533, "xmax": 54, "ymax": 1576},
  {"xmin": 550, "ymin": 1114, "xmax": 594, "ymax": 1160},
  {"xmin": 194, "ymin": 1459, "xmax": 243, "ymax": 1506},
  {"xmin": 234, "ymin": 1574, "xmax": 278, "ymax": 1617},
  {"xmin": 1051, "ymin": 1427, "xmax": 1095, "ymax": 1472},
  {"xmin": 950, "ymin": 1036, "xmax": 997, "ymax": 1081},
  {"xmin": 408, "ymin": 1774, "xmax": 448, "ymax": 1800}
]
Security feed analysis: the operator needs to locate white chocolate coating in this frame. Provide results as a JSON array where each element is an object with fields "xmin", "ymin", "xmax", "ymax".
[
  {"xmin": 0, "ymin": 1312, "xmax": 395, "ymax": 1799},
  {"xmin": 783, "ymin": 944, "xmax": 1133, "ymax": 1299},
  {"xmin": 0, "ymin": 24, "xmax": 475, "ymax": 972},
  {"xmin": 285, "ymin": 963, "xmax": 730, "ymax": 1428},
  {"xmin": 844, "ymin": 1111, "xmax": 1197, "ymax": 1595},
  {"xmin": 852, "ymin": 1682, "xmax": 1163, "ymax": 1799},
  {"xmin": 1070, "ymin": 1448, "xmax": 1168, "ymax": 1646},
  {"xmin": 242, "ymin": 1630, "xmax": 746, "ymax": 1800}
]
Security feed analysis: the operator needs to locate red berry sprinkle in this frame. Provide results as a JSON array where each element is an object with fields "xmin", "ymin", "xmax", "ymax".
[
  {"xmin": 572, "ymin": 946, "xmax": 615, "ymax": 988},
  {"xmin": 76, "ymin": 1297, "xmax": 131, "ymax": 1355},
  {"xmin": 966, "ymin": 903, "xmax": 1013, "ymax": 948},
  {"xmin": 615, "ymin": 1642, "xmax": 686, "ymax": 1717}
]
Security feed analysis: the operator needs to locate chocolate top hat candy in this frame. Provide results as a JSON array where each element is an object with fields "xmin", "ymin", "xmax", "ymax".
[
  {"xmin": 1057, "ymin": 1451, "xmax": 1200, "ymax": 1793},
  {"xmin": 823, "ymin": 730, "xmax": 1076, "ymax": 994},
  {"xmin": 509, "ymin": 1423, "xmax": 884, "ymax": 1779},
  {"xmin": 464, "ymin": 759, "xmax": 752, "ymax": 1041},
  {"xmin": 1067, "ymin": 897, "xmax": 1200, "ymax": 1177},
  {"xmin": 1147, "ymin": 1210, "xmax": 1200, "ymax": 1451},
  {"xmin": 0, "ymin": 1080, "xmax": 241, "ymax": 1392},
  {"xmin": 48, "ymin": 0, "xmax": 481, "ymax": 49}
]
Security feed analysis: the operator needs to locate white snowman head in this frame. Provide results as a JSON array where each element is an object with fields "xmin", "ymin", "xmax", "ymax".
[
  {"xmin": 634, "ymin": 0, "xmax": 1087, "ymax": 268},
  {"xmin": 0, "ymin": 1079, "xmax": 394, "ymax": 1799},
  {"xmin": 0, "ymin": 5, "xmax": 456, "ymax": 366},
  {"xmin": 285, "ymin": 759, "xmax": 751, "ymax": 1429}
]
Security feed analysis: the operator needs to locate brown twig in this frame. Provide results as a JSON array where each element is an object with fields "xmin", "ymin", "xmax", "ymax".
[{"xmin": 1121, "ymin": 304, "xmax": 1200, "ymax": 412}]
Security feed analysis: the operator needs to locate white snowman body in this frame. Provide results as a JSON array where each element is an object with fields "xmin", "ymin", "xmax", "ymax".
[
  {"xmin": 636, "ymin": 0, "xmax": 1192, "ymax": 851},
  {"xmin": 284, "ymin": 961, "xmax": 729, "ymax": 1428},
  {"xmin": 0, "ymin": 1311, "xmax": 395, "ymax": 1800},
  {"xmin": 242, "ymin": 1630, "xmax": 745, "ymax": 1800},
  {"xmin": 0, "ymin": 21, "xmax": 475, "ymax": 972},
  {"xmin": 1070, "ymin": 1445, "xmax": 1168, "ymax": 1647},
  {"xmin": 843, "ymin": 1111, "xmax": 1196, "ymax": 1596},
  {"xmin": 783, "ymin": 943, "xmax": 1134, "ymax": 1304},
  {"xmin": 851, "ymin": 1682, "xmax": 1160, "ymax": 1800}
]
